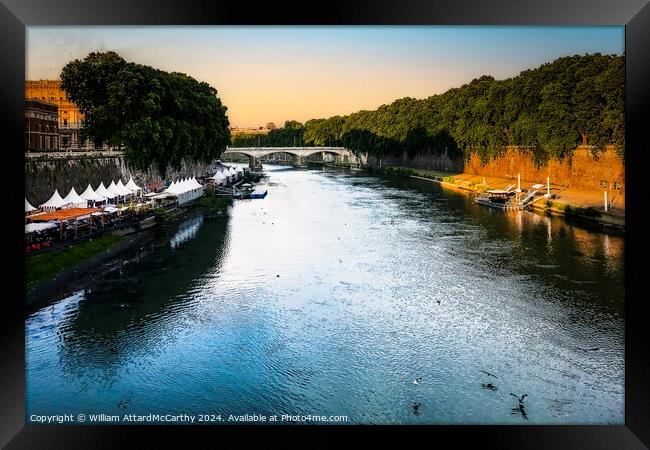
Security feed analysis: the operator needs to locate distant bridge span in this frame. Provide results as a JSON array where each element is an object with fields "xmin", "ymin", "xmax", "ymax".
[{"xmin": 223, "ymin": 146, "xmax": 362, "ymax": 169}]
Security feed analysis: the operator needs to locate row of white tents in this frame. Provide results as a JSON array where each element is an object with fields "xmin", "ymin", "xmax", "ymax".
[
  {"xmin": 26, "ymin": 166, "xmax": 241, "ymax": 214},
  {"xmin": 27, "ymin": 177, "xmax": 143, "ymax": 212},
  {"xmin": 211, "ymin": 166, "xmax": 244, "ymax": 185},
  {"xmin": 164, "ymin": 177, "xmax": 204, "ymax": 205}
]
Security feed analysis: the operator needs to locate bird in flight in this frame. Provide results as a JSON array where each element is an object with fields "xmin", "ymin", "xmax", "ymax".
[
  {"xmin": 510, "ymin": 393, "xmax": 528, "ymax": 420},
  {"xmin": 480, "ymin": 370, "xmax": 499, "ymax": 379},
  {"xmin": 510, "ymin": 393, "xmax": 527, "ymax": 403}
]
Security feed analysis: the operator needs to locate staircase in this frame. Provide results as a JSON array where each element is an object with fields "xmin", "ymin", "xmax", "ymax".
[
  {"xmin": 503, "ymin": 189, "xmax": 539, "ymax": 209},
  {"xmin": 520, "ymin": 189, "xmax": 539, "ymax": 207}
]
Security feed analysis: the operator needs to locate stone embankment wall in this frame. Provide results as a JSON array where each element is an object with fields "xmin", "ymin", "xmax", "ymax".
[
  {"xmin": 25, "ymin": 152, "xmax": 216, "ymax": 205},
  {"xmin": 464, "ymin": 146, "xmax": 624, "ymax": 192},
  {"xmin": 367, "ymin": 149, "xmax": 464, "ymax": 173},
  {"xmin": 365, "ymin": 145, "xmax": 624, "ymax": 195}
]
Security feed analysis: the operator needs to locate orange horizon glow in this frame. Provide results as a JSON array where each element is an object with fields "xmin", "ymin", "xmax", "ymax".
[{"xmin": 27, "ymin": 26, "xmax": 624, "ymax": 128}]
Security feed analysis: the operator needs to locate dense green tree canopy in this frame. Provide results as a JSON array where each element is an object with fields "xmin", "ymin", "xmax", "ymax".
[
  {"xmin": 61, "ymin": 51, "xmax": 231, "ymax": 176},
  {"xmin": 231, "ymin": 120, "xmax": 306, "ymax": 147},
  {"xmin": 231, "ymin": 54, "xmax": 624, "ymax": 165}
]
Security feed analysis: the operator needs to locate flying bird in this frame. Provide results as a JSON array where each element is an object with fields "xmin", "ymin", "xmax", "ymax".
[
  {"xmin": 575, "ymin": 346, "xmax": 600, "ymax": 352},
  {"xmin": 510, "ymin": 393, "xmax": 528, "ymax": 420},
  {"xmin": 480, "ymin": 370, "xmax": 499, "ymax": 379},
  {"xmin": 510, "ymin": 393, "xmax": 527, "ymax": 404}
]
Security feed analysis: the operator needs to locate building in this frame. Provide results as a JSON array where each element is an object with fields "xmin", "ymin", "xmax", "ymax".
[
  {"xmin": 25, "ymin": 100, "xmax": 59, "ymax": 151},
  {"xmin": 25, "ymin": 80, "xmax": 112, "ymax": 151},
  {"xmin": 229, "ymin": 126, "xmax": 270, "ymax": 135}
]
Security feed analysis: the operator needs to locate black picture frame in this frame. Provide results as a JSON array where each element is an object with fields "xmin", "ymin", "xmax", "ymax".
[{"xmin": 2, "ymin": 0, "xmax": 648, "ymax": 447}]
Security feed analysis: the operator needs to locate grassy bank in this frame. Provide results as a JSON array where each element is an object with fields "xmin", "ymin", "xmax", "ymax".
[
  {"xmin": 533, "ymin": 198, "xmax": 600, "ymax": 218},
  {"xmin": 26, "ymin": 233, "xmax": 124, "ymax": 288}
]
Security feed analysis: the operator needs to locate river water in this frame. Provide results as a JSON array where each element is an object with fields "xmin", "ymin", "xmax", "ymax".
[{"xmin": 26, "ymin": 164, "xmax": 624, "ymax": 424}]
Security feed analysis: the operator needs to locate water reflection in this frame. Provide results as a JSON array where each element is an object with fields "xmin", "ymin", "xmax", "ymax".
[
  {"xmin": 26, "ymin": 167, "xmax": 624, "ymax": 424},
  {"xmin": 170, "ymin": 215, "xmax": 204, "ymax": 249},
  {"xmin": 27, "ymin": 214, "xmax": 230, "ymax": 393}
]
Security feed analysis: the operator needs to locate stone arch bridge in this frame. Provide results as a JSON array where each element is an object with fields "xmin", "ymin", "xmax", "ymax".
[{"xmin": 222, "ymin": 147, "xmax": 362, "ymax": 169}]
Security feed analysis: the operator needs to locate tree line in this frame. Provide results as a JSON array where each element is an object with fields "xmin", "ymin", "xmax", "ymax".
[
  {"xmin": 61, "ymin": 51, "xmax": 231, "ymax": 176},
  {"xmin": 232, "ymin": 53, "xmax": 624, "ymax": 165}
]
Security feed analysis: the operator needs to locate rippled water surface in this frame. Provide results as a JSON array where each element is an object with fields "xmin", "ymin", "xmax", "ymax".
[{"xmin": 26, "ymin": 165, "xmax": 624, "ymax": 424}]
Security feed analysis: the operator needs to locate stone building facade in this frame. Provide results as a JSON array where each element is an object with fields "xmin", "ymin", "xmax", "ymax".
[
  {"xmin": 25, "ymin": 100, "xmax": 59, "ymax": 151},
  {"xmin": 25, "ymin": 80, "xmax": 114, "ymax": 151}
]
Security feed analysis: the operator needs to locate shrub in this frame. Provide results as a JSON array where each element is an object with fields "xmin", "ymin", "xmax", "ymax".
[{"xmin": 154, "ymin": 207, "xmax": 167, "ymax": 224}]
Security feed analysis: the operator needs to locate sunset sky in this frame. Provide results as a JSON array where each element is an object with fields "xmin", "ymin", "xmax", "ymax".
[{"xmin": 27, "ymin": 26, "xmax": 624, "ymax": 128}]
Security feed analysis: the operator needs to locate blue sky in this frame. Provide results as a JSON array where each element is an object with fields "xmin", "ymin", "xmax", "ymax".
[{"xmin": 27, "ymin": 26, "xmax": 624, "ymax": 127}]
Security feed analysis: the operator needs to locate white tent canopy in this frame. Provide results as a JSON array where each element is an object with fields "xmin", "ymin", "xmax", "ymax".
[
  {"xmin": 164, "ymin": 176, "xmax": 204, "ymax": 205},
  {"xmin": 25, "ymin": 222, "xmax": 57, "ymax": 234},
  {"xmin": 95, "ymin": 181, "xmax": 113, "ymax": 199},
  {"xmin": 106, "ymin": 181, "xmax": 121, "ymax": 198},
  {"xmin": 211, "ymin": 171, "xmax": 226, "ymax": 185},
  {"xmin": 40, "ymin": 190, "xmax": 70, "ymax": 210},
  {"xmin": 63, "ymin": 187, "xmax": 88, "ymax": 208},
  {"xmin": 80, "ymin": 184, "xmax": 105, "ymax": 202},
  {"xmin": 116, "ymin": 179, "xmax": 132, "ymax": 196},
  {"xmin": 125, "ymin": 177, "xmax": 142, "ymax": 192},
  {"xmin": 25, "ymin": 198, "xmax": 37, "ymax": 213}
]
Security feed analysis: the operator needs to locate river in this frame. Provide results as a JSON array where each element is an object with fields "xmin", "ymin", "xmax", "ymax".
[{"xmin": 26, "ymin": 164, "xmax": 624, "ymax": 424}]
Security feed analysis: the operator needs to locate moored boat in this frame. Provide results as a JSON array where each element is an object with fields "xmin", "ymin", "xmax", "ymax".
[{"xmin": 475, "ymin": 189, "xmax": 519, "ymax": 210}]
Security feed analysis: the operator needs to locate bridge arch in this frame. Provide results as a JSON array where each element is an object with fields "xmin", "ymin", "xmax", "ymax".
[{"xmin": 222, "ymin": 146, "xmax": 358, "ymax": 169}]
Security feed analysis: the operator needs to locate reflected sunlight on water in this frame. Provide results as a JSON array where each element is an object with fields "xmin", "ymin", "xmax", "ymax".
[{"xmin": 26, "ymin": 165, "xmax": 624, "ymax": 424}]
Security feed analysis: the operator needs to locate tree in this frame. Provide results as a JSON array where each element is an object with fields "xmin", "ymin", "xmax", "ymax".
[
  {"xmin": 305, "ymin": 53, "xmax": 624, "ymax": 165},
  {"xmin": 61, "ymin": 51, "xmax": 231, "ymax": 176},
  {"xmin": 185, "ymin": 53, "xmax": 625, "ymax": 164}
]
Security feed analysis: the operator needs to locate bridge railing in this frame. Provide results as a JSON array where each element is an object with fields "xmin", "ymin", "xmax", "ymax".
[{"xmin": 225, "ymin": 146, "xmax": 348, "ymax": 151}]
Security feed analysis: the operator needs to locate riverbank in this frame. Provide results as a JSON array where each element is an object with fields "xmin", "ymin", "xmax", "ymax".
[
  {"xmin": 25, "ymin": 163, "xmax": 625, "ymax": 425},
  {"xmin": 25, "ymin": 230, "xmax": 149, "ymax": 308},
  {"xmin": 363, "ymin": 165, "xmax": 624, "ymax": 233},
  {"xmin": 26, "ymin": 233, "xmax": 124, "ymax": 288},
  {"xmin": 25, "ymin": 196, "xmax": 233, "ymax": 308}
]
